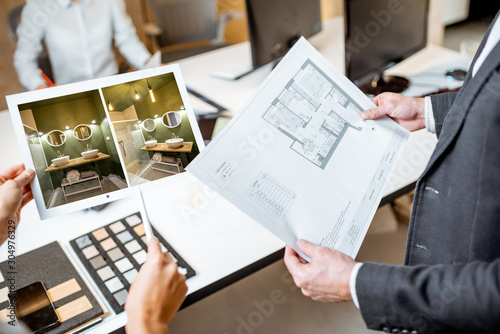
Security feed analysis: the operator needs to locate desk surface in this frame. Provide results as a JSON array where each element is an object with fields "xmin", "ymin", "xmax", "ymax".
[{"xmin": 0, "ymin": 16, "xmax": 471, "ymax": 333}]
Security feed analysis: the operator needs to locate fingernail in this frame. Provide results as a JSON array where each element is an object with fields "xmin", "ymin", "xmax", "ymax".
[
  {"xmin": 361, "ymin": 112, "xmax": 368, "ymax": 119},
  {"xmin": 24, "ymin": 169, "xmax": 35, "ymax": 177}
]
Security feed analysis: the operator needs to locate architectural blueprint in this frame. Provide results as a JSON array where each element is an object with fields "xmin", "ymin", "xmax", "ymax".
[
  {"xmin": 263, "ymin": 60, "xmax": 363, "ymax": 169},
  {"xmin": 188, "ymin": 38, "xmax": 409, "ymax": 260}
]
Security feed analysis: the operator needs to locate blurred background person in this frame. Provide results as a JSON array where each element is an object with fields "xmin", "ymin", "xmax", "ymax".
[{"xmin": 14, "ymin": 0, "xmax": 152, "ymax": 91}]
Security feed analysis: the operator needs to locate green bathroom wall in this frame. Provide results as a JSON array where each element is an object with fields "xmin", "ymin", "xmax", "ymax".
[
  {"xmin": 25, "ymin": 130, "xmax": 54, "ymax": 206},
  {"xmin": 93, "ymin": 90, "xmax": 125, "ymax": 180},
  {"xmin": 134, "ymin": 81, "xmax": 200, "ymax": 165},
  {"xmin": 29, "ymin": 91, "xmax": 125, "ymax": 188}
]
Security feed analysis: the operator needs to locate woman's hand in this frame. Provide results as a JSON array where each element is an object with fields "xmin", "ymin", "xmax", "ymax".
[
  {"xmin": 0, "ymin": 164, "xmax": 35, "ymax": 244},
  {"xmin": 125, "ymin": 237, "xmax": 188, "ymax": 334}
]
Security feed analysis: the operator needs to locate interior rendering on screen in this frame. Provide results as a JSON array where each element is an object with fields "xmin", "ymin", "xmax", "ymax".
[
  {"xmin": 18, "ymin": 73, "xmax": 201, "ymax": 210},
  {"xmin": 344, "ymin": 0, "xmax": 429, "ymax": 95}
]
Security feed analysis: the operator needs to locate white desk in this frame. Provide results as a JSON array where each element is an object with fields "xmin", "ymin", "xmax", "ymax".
[
  {"xmin": 0, "ymin": 137, "xmax": 285, "ymax": 332},
  {"xmin": 0, "ymin": 16, "xmax": 472, "ymax": 333}
]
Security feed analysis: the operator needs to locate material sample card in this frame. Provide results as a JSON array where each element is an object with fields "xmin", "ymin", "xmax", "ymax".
[
  {"xmin": 188, "ymin": 38, "xmax": 409, "ymax": 260},
  {"xmin": 0, "ymin": 242, "xmax": 105, "ymax": 333}
]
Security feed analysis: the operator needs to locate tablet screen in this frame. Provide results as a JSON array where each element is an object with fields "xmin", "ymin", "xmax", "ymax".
[{"xmin": 7, "ymin": 65, "xmax": 205, "ymax": 220}]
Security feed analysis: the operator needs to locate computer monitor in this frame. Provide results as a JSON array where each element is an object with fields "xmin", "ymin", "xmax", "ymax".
[
  {"xmin": 345, "ymin": 0, "xmax": 429, "ymax": 95},
  {"xmin": 209, "ymin": 0, "xmax": 321, "ymax": 80},
  {"xmin": 246, "ymin": 0, "xmax": 322, "ymax": 69}
]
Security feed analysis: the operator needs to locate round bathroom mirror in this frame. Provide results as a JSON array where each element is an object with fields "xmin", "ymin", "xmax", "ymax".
[
  {"xmin": 46, "ymin": 130, "xmax": 66, "ymax": 147},
  {"xmin": 142, "ymin": 118, "xmax": 156, "ymax": 132},
  {"xmin": 73, "ymin": 124, "xmax": 93, "ymax": 141},
  {"xmin": 161, "ymin": 111, "xmax": 182, "ymax": 128}
]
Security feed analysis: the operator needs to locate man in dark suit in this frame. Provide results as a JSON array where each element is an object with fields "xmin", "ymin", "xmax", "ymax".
[{"xmin": 284, "ymin": 11, "xmax": 500, "ymax": 334}]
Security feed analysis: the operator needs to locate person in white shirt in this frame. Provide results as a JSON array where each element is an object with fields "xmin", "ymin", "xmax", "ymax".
[{"xmin": 14, "ymin": 0, "xmax": 152, "ymax": 91}]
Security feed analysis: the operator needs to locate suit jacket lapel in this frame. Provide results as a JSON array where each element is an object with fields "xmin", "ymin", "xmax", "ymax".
[
  {"xmin": 420, "ymin": 16, "xmax": 500, "ymax": 178},
  {"xmin": 457, "ymin": 11, "xmax": 500, "ymax": 89}
]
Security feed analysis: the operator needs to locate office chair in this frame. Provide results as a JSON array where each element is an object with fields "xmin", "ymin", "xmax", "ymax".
[
  {"xmin": 145, "ymin": 0, "xmax": 243, "ymax": 62},
  {"xmin": 7, "ymin": 4, "xmax": 54, "ymax": 83}
]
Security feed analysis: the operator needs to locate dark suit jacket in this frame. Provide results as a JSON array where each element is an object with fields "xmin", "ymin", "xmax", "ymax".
[{"xmin": 355, "ymin": 13, "xmax": 500, "ymax": 334}]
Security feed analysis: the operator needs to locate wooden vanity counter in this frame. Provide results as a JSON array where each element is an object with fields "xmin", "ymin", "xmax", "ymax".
[
  {"xmin": 44, "ymin": 153, "xmax": 111, "ymax": 173},
  {"xmin": 139, "ymin": 142, "xmax": 193, "ymax": 153}
]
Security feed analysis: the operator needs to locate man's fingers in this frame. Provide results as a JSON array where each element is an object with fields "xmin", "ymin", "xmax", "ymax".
[
  {"xmin": 361, "ymin": 107, "xmax": 384, "ymax": 120},
  {"xmin": 285, "ymin": 245, "xmax": 298, "ymax": 256},
  {"xmin": 284, "ymin": 245, "xmax": 303, "ymax": 272},
  {"xmin": 14, "ymin": 169, "xmax": 35, "ymax": 188},
  {"xmin": 296, "ymin": 239, "xmax": 320, "ymax": 259},
  {"xmin": 362, "ymin": 93, "xmax": 395, "ymax": 120}
]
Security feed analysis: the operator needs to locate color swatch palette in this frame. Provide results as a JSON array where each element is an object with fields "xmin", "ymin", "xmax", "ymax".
[{"xmin": 70, "ymin": 213, "xmax": 195, "ymax": 314}]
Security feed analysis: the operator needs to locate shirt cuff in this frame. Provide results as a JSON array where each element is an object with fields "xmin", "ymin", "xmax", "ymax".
[
  {"xmin": 349, "ymin": 262, "xmax": 363, "ymax": 309},
  {"xmin": 26, "ymin": 77, "xmax": 47, "ymax": 91},
  {"xmin": 424, "ymin": 96, "xmax": 436, "ymax": 133},
  {"xmin": 137, "ymin": 51, "xmax": 153, "ymax": 70}
]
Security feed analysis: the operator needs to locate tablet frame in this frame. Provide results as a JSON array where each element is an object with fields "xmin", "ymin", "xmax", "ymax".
[{"xmin": 7, "ymin": 65, "xmax": 205, "ymax": 220}]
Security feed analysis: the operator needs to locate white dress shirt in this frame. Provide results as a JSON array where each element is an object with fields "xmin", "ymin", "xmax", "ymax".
[
  {"xmin": 14, "ymin": 0, "xmax": 151, "ymax": 90},
  {"xmin": 351, "ymin": 16, "xmax": 500, "ymax": 308}
]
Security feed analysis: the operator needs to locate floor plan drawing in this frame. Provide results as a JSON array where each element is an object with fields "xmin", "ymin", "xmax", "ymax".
[
  {"xmin": 263, "ymin": 60, "xmax": 364, "ymax": 169},
  {"xmin": 188, "ymin": 38, "xmax": 410, "ymax": 260}
]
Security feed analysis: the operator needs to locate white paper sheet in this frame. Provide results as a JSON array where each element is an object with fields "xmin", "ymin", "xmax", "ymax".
[{"xmin": 188, "ymin": 38, "xmax": 409, "ymax": 260}]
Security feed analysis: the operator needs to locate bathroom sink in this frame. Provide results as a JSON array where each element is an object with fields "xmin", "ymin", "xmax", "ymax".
[
  {"xmin": 81, "ymin": 149, "xmax": 99, "ymax": 159},
  {"xmin": 165, "ymin": 138, "xmax": 184, "ymax": 148},
  {"xmin": 52, "ymin": 156, "xmax": 69, "ymax": 166},
  {"xmin": 145, "ymin": 139, "xmax": 157, "ymax": 148}
]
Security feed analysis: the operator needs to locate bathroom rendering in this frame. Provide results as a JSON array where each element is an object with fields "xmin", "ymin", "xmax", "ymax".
[
  {"xmin": 103, "ymin": 73, "xmax": 200, "ymax": 186},
  {"xmin": 19, "ymin": 90, "xmax": 127, "ymax": 209}
]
